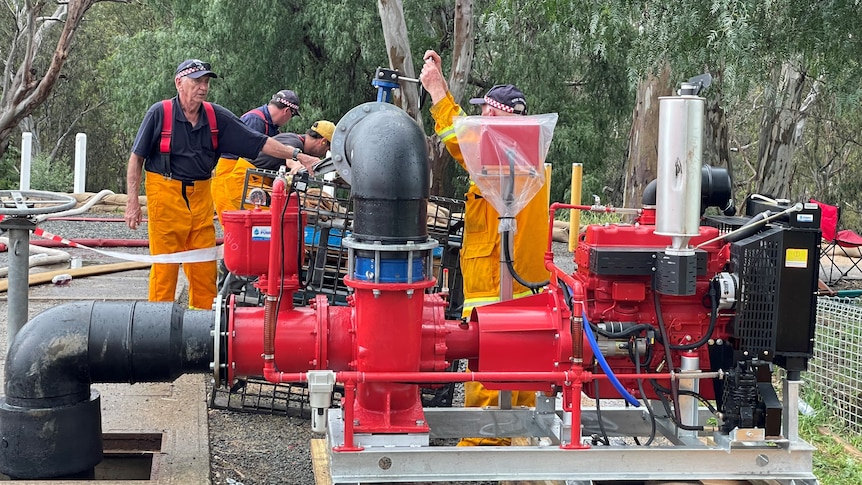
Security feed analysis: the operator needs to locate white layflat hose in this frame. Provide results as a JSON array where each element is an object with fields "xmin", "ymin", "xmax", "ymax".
[
  {"xmin": 0, "ymin": 190, "xmax": 113, "ymax": 277},
  {"xmin": 0, "ymin": 236, "xmax": 71, "ymax": 277},
  {"xmin": 34, "ymin": 189, "xmax": 116, "ymax": 222}
]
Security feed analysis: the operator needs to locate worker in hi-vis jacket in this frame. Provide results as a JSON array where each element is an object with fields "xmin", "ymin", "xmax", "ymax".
[{"xmin": 419, "ymin": 50, "xmax": 550, "ymax": 446}]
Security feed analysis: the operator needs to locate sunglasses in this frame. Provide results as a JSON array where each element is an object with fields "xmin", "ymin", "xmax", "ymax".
[
  {"xmin": 188, "ymin": 60, "xmax": 210, "ymax": 71},
  {"xmin": 309, "ymin": 132, "xmax": 330, "ymax": 145}
]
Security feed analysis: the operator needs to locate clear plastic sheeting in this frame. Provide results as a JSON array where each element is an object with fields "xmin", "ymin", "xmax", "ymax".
[{"xmin": 453, "ymin": 113, "xmax": 558, "ymax": 220}]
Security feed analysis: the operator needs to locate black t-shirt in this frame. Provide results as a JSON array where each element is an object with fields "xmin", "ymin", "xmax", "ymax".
[
  {"xmin": 252, "ymin": 133, "xmax": 304, "ymax": 171},
  {"xmin": 131, "ymin": 97, "xmax": 268, "ymax": 181}
]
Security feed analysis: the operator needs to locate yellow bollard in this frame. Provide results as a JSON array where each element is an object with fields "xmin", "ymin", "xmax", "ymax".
[{"xmin": 568, "ymin": 163, "xmax": 583, "ymax": 253}]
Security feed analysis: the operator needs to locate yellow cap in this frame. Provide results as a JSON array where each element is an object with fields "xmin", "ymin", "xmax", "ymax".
[{"xmin": 311, "ymin": 120, "xmax": 335, "ymax": 142}]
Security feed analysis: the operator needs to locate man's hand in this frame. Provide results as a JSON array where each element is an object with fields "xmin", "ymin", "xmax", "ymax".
[
  {"xmin": 294, "ymin": 153, "xmax": 318, "ymax": 175},
  {"xmin": 125, "ymin": 197, "xmax": 142, "ymax": 230},
  {"xmin": 263, "ymin": 137, "xmax": 313, "ymax": 175},
  {"xmin": 124, "ymin": 154, "xmax": 144, "ymax": 230},
  {"xmin": 419, "ymin": 50, "xmax": 448, "ymax": 105}
]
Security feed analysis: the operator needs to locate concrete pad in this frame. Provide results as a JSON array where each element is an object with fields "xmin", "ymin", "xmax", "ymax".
[{"xmin": 0, "ymin": 266, "xmax": 209, "ymax": 484}]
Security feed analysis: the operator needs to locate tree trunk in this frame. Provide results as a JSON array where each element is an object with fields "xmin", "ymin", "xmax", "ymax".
[
  {"xmin": 0, "ymin": 0, "xmax": 101, "ymax": 160},
  {"xmin": 377, "ymin": 0, "xmax": 422, "ymax": 123},
  {"xmin": 703, "ymin": 70, "xmax": 730, "ymax": 173},
  {"xmin": 429, "ymin": 0, "xmax": 474, "ymax": 197},
  {"xmin": 446, "ymin": 0, "xmax": 473, "ymax": 105},
  {"xmin": 755, "ymin": 61, "xmax": 815, "ymax": 200},
  {"xmin": 623, "ymin": 64, "xmax": 673, "ymax": 208}
]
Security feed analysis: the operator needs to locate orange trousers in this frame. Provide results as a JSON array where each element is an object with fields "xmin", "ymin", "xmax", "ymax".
[{"xmin": 145, "ymin": 174, "xmax": 217, "ymax": 309}]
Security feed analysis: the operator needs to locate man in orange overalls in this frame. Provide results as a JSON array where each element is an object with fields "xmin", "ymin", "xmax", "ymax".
[{"xmin": 125, "ymin": 60, "xmax": 314, "ymax": 309}]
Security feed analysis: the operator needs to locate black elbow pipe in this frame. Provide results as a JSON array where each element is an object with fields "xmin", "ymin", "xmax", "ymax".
[
  {"xmin": 642, "ymin": 164, "xmax": 735, "ymax": 216},
  {"xmin": 0, "ymin": 301, "xmax": 213, "ymax": 479},
  {"xmin": 330, "ymin": 102, "xmax": 430, "ymax": 243}
]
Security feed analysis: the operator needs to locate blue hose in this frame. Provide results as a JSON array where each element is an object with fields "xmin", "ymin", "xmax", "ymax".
[{"xmin": 582, "ymin": 311, "xmax": 641, "ymax": 407}]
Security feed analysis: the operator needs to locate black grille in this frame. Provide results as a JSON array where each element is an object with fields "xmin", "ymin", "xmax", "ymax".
[{"xmin": 731, "ymin": 227, "xmax": 782, "ymax": 360}]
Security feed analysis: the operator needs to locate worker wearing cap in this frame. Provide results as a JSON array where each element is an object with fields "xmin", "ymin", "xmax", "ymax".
[
  {"xmin": 125, "ymin": 59, "xmax": 314, "ymax": 310},
  {"xmin": 252, "ymin": 120, "xmax": 335, "ymax": 171},
  {"xmin": 212, "ymin": 89, "xmax": 302, "ymax": 222},
  {"xmin": 420, "ymin": 50, "xmax": 550, "ymax": 446},
  {"xmin": 212, "ymin": 120, "xmax": 335, "ymax": 223}
]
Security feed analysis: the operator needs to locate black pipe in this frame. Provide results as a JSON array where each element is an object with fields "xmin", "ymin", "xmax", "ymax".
[
  {"xmin": 642, "ymin": 164, "xmax": 735, "ymax": 216},
  {"xmin": 0, "ymin": 301, "xmax": 212, "ymax": 479},
  {"xmin": 334, "ymin": 102, "xmax": 430, "ymax": 243}
]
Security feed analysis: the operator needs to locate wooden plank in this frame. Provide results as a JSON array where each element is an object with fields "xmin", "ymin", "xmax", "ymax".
[
  {"xmin": 0, "ymin": 261, "xmax": 151, "ymax": 292},
  {"xmin": 310, "ymin": 438, "xmax": 333, "ymax": 485}
]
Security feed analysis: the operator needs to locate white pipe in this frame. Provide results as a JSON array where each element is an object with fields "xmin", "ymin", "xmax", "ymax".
[
  {"xmin": 74, "ymin": 133, "xmax": 87, "ymax": 193},
  {"xmin": 0, "ymin": 237, "xmax": 71, "ymax": 277},
  {"xmin": 20, "ymin": 133, "xmax": 32, "ymax": 191}
]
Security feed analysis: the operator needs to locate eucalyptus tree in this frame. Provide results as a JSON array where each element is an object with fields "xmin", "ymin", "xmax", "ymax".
[
  {"xmin": 0, "ymin": 0, "xmax": 126, "ymax": 163},
  {"xmin": 103, "ymin": 0, "xmax": 389, "ymax": 147},
  {"xmin": 630, "ymin": 0, "xmax": 862, "ymax": 204},
  {"xmin": 385, "ymin": 0, "xmax": 635, "ymax": 203}
]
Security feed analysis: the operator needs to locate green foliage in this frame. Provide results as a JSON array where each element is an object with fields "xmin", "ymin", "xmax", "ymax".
[
  {"xmin": 800, "ymin": 388, "xmax": 862, "ymax": 484},
  {"xmin": 28, "ymin": 155, "xmax": 74, "ymax": 193},
  {"xmin": 101, "ymin": 0, "xmax": 391, "ymax": 141},
  {"xmin": 0, "ymin": 146, "xmax": 21, "ymax": 189},
  {"xmin": 4, "ymin": 0, "xmax": 862, "ymax": 208}
]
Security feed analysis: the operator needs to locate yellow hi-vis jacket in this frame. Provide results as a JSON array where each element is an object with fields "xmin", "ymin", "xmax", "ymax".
[
  {"xmin": 431, "ymin": 92, "xmax": 550, "ymax": 445},
  {"xmin": 429, "ymin": 92, "xmax": 550, "ymax": 318}
]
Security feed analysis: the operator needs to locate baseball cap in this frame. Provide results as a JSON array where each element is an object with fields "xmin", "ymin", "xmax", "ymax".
[
  {"xmin": 310, "ymin": 120, "xmax": 336, "ymax": 142},
  {"xmin": 271, "ymin": 89, "xmax": 301, "ymax": 117},
  {"xmin": 175, "ymin": 59, "xmax": 218, "ymax": 80},
  {"xmin": 469, "ymin": 84, "xmax": 527, "ymax": 115}
]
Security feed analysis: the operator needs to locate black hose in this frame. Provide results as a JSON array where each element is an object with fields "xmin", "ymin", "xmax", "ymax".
[
  {"xmin": 669, "ymin": 283, "xmax": 719, "ymax": 351},
  {"xmin": 653, "ymin": 289, "xmax": 683, "ymax": 433},
  {"xmin": 501, "ymin": 227, "xmax": 550, "ymax": 291},
  {"xmin": 633, "ymin": 338, "xmax": 657, "ymax": 445},
  {"xmin": 592, "ymin": 367, "xmax": 611, "ymax": 446}
]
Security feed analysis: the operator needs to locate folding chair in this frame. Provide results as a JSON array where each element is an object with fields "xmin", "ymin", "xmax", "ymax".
[{"xmin": 811, "ymin": 199, "xmax": 862, "ymax": 284}]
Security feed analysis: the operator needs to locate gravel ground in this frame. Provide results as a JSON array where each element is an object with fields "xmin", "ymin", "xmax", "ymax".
[{"xmin": 0, "ymin": 212, "xmax": 578, "ymax": 485}]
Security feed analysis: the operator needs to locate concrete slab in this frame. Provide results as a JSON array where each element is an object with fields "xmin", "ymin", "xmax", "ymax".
[{"xmin": 0, "ymin": 267, "xmax": 210, "ymax": 485}]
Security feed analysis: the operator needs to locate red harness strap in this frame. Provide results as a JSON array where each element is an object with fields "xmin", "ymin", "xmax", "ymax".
[
  {"xmin": 243, "ymin": 108, "xmax": 268, "ymax": 135},
  {"xmin": 203, "ymin": 102, "xmax": 219, "ymax": 150},
  {"xmin": 159, "ymin": 100, "xmax": 173, "ymax": 154},
  {"xmin": 159, "ymin": 100, "xmax": 220, "ymax": 155}
]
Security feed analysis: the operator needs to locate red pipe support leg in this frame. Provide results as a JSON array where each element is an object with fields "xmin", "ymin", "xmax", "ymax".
[{"xmin": 333, "ymin": 379, "xmax": 363, "ymax": 452}]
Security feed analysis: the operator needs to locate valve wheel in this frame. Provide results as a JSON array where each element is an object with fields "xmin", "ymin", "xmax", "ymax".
[{"xmin": 0, "ymin": 190, "xmax": 77, "ymax": 216}]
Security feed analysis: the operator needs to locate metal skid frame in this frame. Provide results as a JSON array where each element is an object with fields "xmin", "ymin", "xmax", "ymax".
[{"xmin": 322, "ymin": 379, "xmax": 817, "ymax": 484}]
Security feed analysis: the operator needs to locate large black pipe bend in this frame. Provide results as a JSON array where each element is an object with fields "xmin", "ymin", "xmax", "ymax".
[
  {"xmin": 330, "ymin": 102, "xmax": 430, "ymax": 243},
  {"xmin": 0, "ymin": 301, "xmax": 213, "ymax": 479}
]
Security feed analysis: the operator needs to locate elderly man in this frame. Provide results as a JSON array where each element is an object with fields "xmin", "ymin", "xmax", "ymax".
[
  {"xmin": 420, "ymin": 50, "xmax": 550, "ymax": 446},
  {"xmin": 124, "ymin": 59, "xmax": 314, "ymax": 309}
]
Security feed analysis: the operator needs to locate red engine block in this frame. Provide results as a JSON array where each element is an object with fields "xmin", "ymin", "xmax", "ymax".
[{"xmin": 575, "ymin": 220, "xmax": 733, "ymax": 400}]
